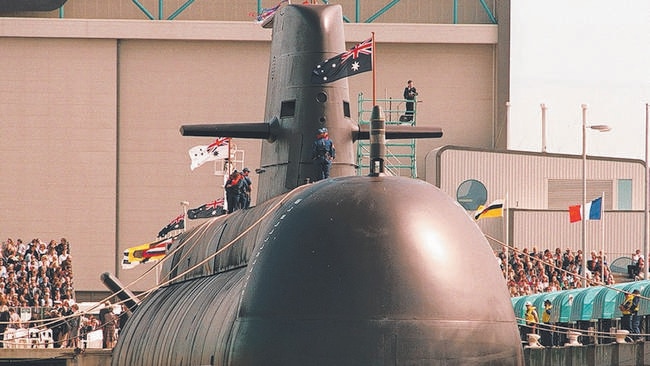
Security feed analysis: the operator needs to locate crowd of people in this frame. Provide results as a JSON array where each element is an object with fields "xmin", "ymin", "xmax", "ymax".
[
  {"xmin": 0, "ymin": 237, "xmax": 74, "ymax": 307},
  {"xmin": 495, "ymin": 246, "xmax": 616, "ymax": 297},
  {"xmin": 511, "ymin": 247, "xmax": 647, "ymax": 347},
  {"xmin": 0, "ymin": 237, "xmax": 125, "ymax": 348},
  {"xmin": 0, "ymin": 296, "xmax": 125, "ymax": 348}
]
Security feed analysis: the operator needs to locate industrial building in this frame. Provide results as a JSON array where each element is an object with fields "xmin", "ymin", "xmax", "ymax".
[{"xmin": 426, "ymin": 146, "xmax": 646, "ymax": 259}]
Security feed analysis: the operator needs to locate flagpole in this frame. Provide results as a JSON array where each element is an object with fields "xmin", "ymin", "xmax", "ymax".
[
  {"xmin": 645, "ymin": 102, "xmax": 649, "ymax": 281},
  {"xmin": 371, "ymin": 32, "xmax": 376, "ymax": 106},
  {"xmin": 601, "ymin": 192, "xmax": 605, "ymax": 284},
  {"xmin": 180, "ymin": 201, "xmax": 189, "ymax": 233},
  {"xmin": 226, "ymin": 137, "xmax": 232, "ymax": 213},
  {"xmin": 227, "ymin": 137, "xmax": 232, "ymax": 175},
  {"xmin": 581, "ymin": 104, "xmax": 587, "ymax": 287},
  {"xmin": 505, "ymin": 193, "xmax": 509, "ymax": 278}
]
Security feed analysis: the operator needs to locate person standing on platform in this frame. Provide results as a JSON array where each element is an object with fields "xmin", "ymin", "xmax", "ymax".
[
  {"xmin": 540, "ymin": 299, "xmax": 556, "ymax": 347},
  {"xmin": 630, "ymin": 290, "xmax": 642, "ymax": 340},
  {"xmin": 525, "ymin": 301, "xmax": 539, "ymax": 334},
  {"xmin": 312, "ymin": 128, "xmax": 335, "ymax": 181},
  {"xmin": 403, "ymin": 79, "xmax": 417, "ymax": 121},
  {"xmin": 620, "ymin": 291, "xmax": 636, "ymax": 335},
  {"xmin": 240, "ymin": 168, "xmax": 252, "ymax": 209},
  {"xmin": 225, "ymin": 170, "xmax": 244, "ymax": 213}
]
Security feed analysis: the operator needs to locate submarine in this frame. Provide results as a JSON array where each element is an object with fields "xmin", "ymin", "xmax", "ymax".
[{"xmin": 110, "ymin": 4, "xmax": 524, "ymax": 365}]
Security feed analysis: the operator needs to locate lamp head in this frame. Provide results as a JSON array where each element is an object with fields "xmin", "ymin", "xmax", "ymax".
[{"xmin": 589, "ymin": 124, "xmax": 611, "ymax": 132}]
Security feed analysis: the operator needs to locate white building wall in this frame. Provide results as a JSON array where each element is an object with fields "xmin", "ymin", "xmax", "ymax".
[
  {"xmin": 511, "ymin": 210, "xmax": 642, "ymax": 260},
  {"xmin": 426, "ymin": 146, "xmax": 645, "ymax": 210},
  {"xmin": 426, "ymin": 146, "xmax": 647, "ymax": 259}
]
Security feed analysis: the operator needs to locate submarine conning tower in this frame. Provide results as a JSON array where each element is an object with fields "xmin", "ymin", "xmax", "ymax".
[
  {"xmin": 257, "ymin": 4, "xmax": 357, "ymax": 202},
  {"xmin": 178, "ymin": 4, "xmax": 443, "ymax": 205}
]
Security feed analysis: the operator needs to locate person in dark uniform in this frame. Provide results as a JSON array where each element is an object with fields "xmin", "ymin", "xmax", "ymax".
[
  {"xmin": 403, "ymin": 79, "xmax": 417, "ymax": 121},
  {"xmin": 312, "ymin": 128, "xmax": 335, "ymax": 181},
  {"xmin": 224, "ymin": 170, "xmax": 244, "ymax": 213},
  {"xmin": 239, "ymin": 168, "xmax": 252, "ymax": 209}
]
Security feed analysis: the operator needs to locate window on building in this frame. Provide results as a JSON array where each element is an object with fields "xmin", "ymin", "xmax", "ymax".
[
  {"xmin": 547, "ymin": 179, "xmax": 612, "ymax": 210},
  {"xmin": 617, "ymin": 179, "xmax": 632, "ymax": 210}
]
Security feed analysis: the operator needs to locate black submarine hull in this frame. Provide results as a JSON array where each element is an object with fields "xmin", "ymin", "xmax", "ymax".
[{"xmin": 113, "ymin": 176, "xmax": 523, "ymax": 365}]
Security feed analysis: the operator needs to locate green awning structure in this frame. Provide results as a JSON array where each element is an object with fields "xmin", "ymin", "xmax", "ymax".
[
  {"xmin": 512, "ymin": 280, "xmax": 650, "ymax": 323},
  {"xmin": 512, "ymin": 293, "xmax": 546, "ymax": 325},
  {"xmin": 569, "ymin": 286, "xmax": 604, "ymax": 322},
  {"xmin": 592, "ymin": 282, "xmax": 630, "ymax": 319}
]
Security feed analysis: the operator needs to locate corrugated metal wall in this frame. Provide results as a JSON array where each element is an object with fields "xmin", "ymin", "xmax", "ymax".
[
  {"xmin": 427, "ymin": 146, "xmax": 647, "ymax": 259},
  {"xmin": 548, "ymin": 179, "xmax": 612, "ymax": 209},
  {"xmin": 511, "ymin": 210, "xmax": 642, "ymax": 259},
  {"xmin": 475, "ymin": 210, "xmax": 643, "ymax": 259},
  {"xmin": 427, "ymin": 146, "xmax": 645, "ymax": 210}
]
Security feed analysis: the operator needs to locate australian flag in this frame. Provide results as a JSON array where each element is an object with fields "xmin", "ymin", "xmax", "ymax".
[
  {"xmin": 187, "ymin": 198, "xmax": 226, "ymax": 220},
  {"xmin": 311, "ymin": 37, "xmax": 373, "ymax": 84},
  {"xmin": 158, "ymin": 214, "xmax": 185, "ymax": 238}
]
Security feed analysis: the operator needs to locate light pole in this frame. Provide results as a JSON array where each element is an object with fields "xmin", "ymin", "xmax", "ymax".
[
  {"xmin": 541, "ymin": 103, "xmax": 547, "ymax": 153},
  {"xmin": 645, "ymin": 103, "xmax": 649, "ymax": 281},
  {"xmin": 581, "ymin": 104, "xmax": 611, "ymax": 287}
]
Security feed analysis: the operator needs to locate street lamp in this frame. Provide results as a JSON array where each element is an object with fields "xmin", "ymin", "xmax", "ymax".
[
  {"xmin": 645, "ymin": 103, "xmax": 649, "ymax": 281},
  {"xmin": 581, "ymin": 104, "xmax": 611, "ymax": 287},
  {"xmin": 541, "ymin": 103, "xmax": 548, "ymax": 153}
]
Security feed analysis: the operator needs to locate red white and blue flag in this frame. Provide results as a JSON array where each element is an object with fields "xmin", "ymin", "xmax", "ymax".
[
  {"xmin": 569, "ymin": 196, "xmax": 602, "ymax": 223},
  {"xmin": 311, "ymin": 37, "xmax": 373, "ymax": 84},
  {"xmin": 187, "ymin": 198, "xmax": 226, "ymax": 220},
  {"xmin": 250, "ymin": 0, "xmax": 288, "ymax": 23},
  {"xmin": 189, "ymin": 137, "xmax": 229, "ymax": 171},
  {"xmin": 158, "ymin": 214, "xmax": 185, "ymax": 238}
]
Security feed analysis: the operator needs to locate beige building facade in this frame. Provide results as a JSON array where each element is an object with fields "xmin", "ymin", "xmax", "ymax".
[{"xmin": 1, "ymin": 2, "xmax": 505, "ymax": 297}]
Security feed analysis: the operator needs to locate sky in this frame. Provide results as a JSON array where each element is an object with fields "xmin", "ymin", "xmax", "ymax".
[{"xmin": 508, "ymin": 1, "xmax": 650, "ymax": 160}]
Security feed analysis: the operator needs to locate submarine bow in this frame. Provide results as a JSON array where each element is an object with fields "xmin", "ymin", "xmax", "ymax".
[{"xmin": 113, "ymin": 176, "xmax": 523, "ymax": 365}]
